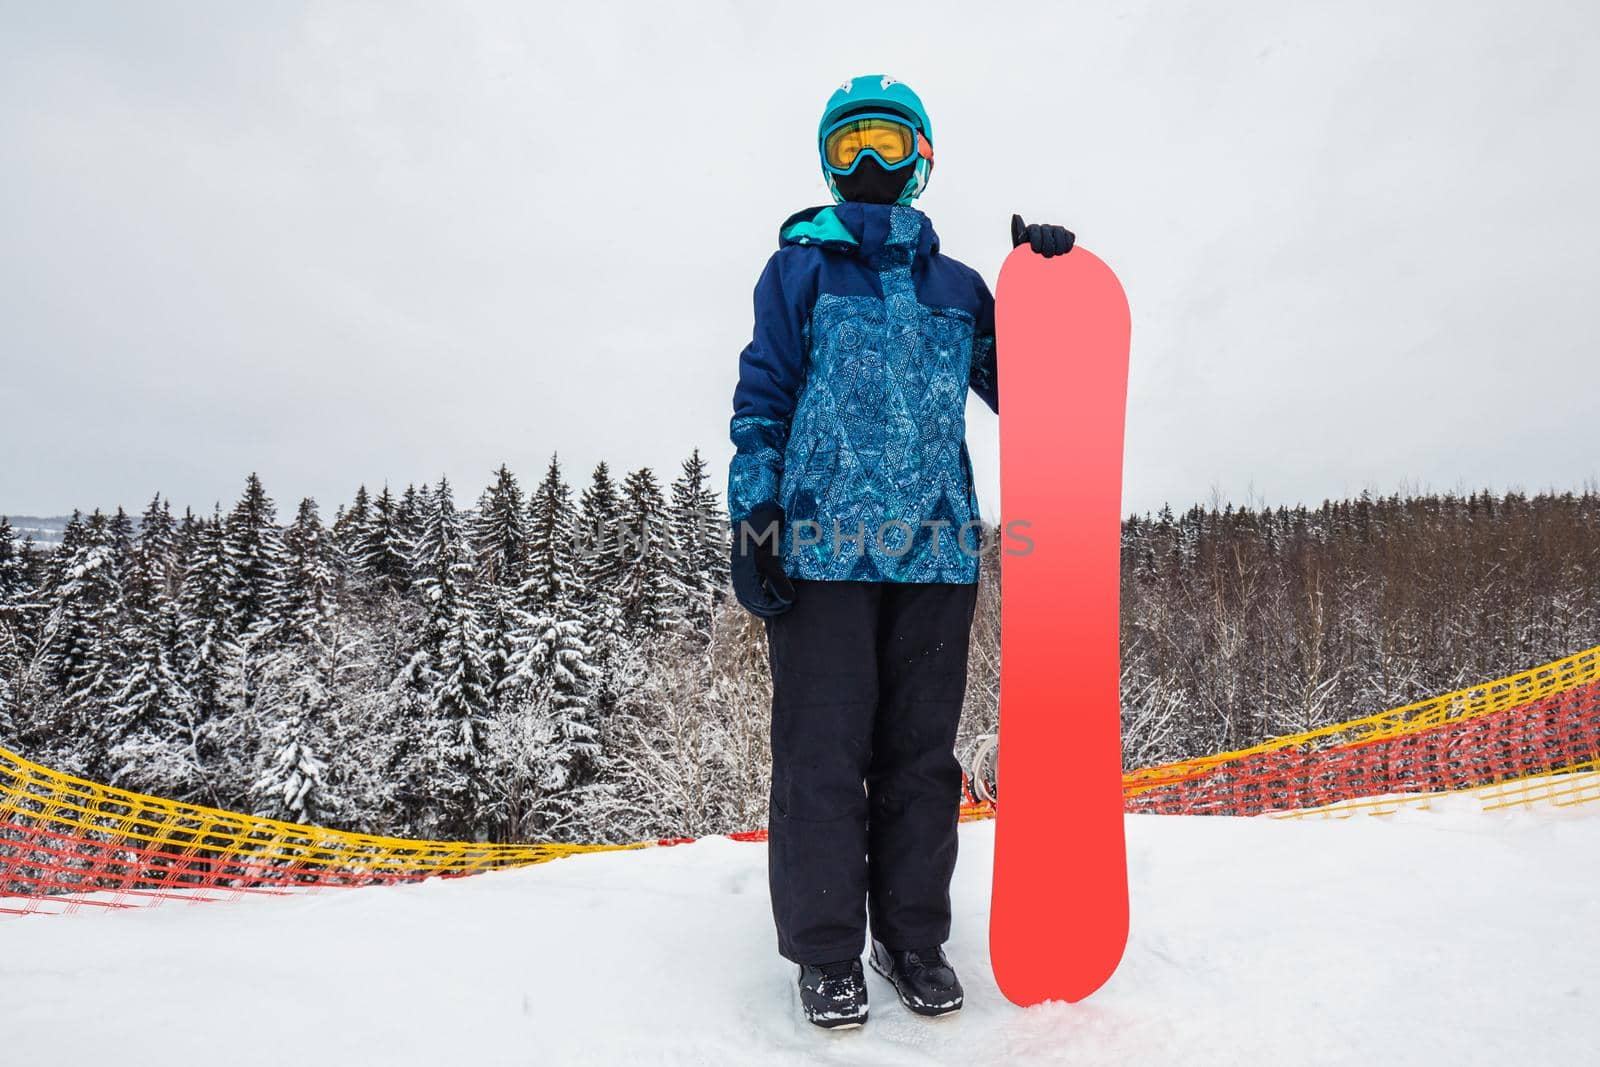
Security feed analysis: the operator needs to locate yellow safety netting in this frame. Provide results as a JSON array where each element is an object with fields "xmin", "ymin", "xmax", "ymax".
[
  {"xmin": 1124, "ymin": 645, "xmax": 1600, "ymax": 801},
  {"xmin": 0, "ymin": 744, "xmax": 646, "ymax": 913},
  {"xmin": 3, "ymin": 644, "xmax": 1597, "ymax": 913},
  {"xmin": 1277, "ymin": 760, "xmax": 1600, "ymax": 819}
]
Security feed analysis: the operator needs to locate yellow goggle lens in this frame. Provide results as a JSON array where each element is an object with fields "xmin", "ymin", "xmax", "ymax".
[{"xmin": 823, "ymin": 118, "xmax": 916, "ymax": 169}]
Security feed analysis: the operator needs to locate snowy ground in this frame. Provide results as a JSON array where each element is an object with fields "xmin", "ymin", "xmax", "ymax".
[{"xmin": 5, "ymin": 802, "xmax": 1598, "ymax": 1066}]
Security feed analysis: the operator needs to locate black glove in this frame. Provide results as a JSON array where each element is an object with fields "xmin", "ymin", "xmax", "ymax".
[
  {"xmin": 1011, "ymin": 214, "xmax": 1075, "ymax": 257},
  {"xmin": 731, "ymin": 501, "xmax": 796, "ymax": 618}
]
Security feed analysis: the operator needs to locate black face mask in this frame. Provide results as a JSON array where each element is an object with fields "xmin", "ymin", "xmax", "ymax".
[{"xmin": 834, "ymin": 154, "xmax": 911, "ymax": 205}]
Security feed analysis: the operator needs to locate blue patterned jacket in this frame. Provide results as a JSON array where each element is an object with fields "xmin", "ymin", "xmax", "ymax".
[{"xmin": 727, "ymin": 202, "xmax": 998, "ymax": 584}]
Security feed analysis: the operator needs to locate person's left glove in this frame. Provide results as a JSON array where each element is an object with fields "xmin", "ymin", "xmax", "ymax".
[
  {"xmin": 1011, "ymin": 214, "xmax": 1075, "ymax": 257},
  {"xmin": 731, "ymin": 501, "xmax": 796, "ymax": 618}
]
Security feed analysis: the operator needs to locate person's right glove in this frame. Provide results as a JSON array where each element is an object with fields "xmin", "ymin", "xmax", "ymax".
[{"xmin": 731, "ymin": 501, "xmax": 796, "ymax": 618}]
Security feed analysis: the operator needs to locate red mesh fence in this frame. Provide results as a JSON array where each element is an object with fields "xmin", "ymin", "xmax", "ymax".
[{"xmin": 3, "ymin": 645, "xmax": 1596, "ymax": 915}]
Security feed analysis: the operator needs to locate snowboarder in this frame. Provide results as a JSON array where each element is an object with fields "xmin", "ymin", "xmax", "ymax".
[{"xmin": 726, "ymin": 74, "xmax": 1072, "ymax": 1029}]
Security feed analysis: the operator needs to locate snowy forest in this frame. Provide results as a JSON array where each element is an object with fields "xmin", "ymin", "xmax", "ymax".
[{"xmin": 1, "ymin": 462, "xmax": 1597, "ymax": 845}]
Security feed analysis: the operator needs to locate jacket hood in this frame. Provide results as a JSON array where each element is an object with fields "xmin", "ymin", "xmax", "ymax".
[{"xmin": 778, "ymin": 203, "xmax": 940, "ymax": 268}]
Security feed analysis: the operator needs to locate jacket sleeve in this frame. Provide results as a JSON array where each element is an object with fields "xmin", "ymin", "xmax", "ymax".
[
  {"xmin": 728, "ymin": 248, "xmax": 813, "ymax": 526},
  {"xmin": 969, "ymin": 273, "xmax": 999, "ymax": 414}
]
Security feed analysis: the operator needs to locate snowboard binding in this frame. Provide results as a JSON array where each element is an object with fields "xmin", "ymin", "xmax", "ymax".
[{"xmin": 961, "ymin": 732, "xmax": 999, "ymax": 804}]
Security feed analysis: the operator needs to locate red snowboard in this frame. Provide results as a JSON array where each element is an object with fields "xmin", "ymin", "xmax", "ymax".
[{"xmin": 989, "ymin": 239, "xmax": 1131, "ymax": 1006}]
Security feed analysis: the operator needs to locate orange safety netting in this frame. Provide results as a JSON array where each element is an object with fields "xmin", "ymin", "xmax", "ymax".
[
  {"xmin": 1276, "ymin": 757, "xmax": 1600, "ymax": 820},
  {"xmin": 1124, "ymin": 645, "xmax": 1600, "ymax": 816},
  {"xmin": 0, "ymin": 746, "xmax": 650, "ymax": 916},
  {"xmin": 3, "ymin": 645, "xmax": 1596, "ymax": 915}
]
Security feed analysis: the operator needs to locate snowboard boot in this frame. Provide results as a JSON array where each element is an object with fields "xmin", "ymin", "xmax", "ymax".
[
  {"xmin": 869, "ymin": 939, "xmax": 964, "ymax": 1017},
  {"xmin": 797, "ymin": 957, "xmax": 869, "ymax": 1029}
]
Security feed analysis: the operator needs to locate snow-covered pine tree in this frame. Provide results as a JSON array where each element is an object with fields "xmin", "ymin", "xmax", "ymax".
[
  {"xmin": 0, "ymin": 614, "xmax": 19, "ymax": 744},
  {"xmin": 0, "ymin": 516, "xmax": 21, "ymax": 606},
  {"xmin": 333, "ymin": 485, "xmax": 372, "ymax": 563},
  {"xmin": 225, "ymin": 474, "xmax": 289, "ymax": 642},
  {"xmin": 173, "ymin": 507, "xmax": 203, "ymax": 579},
  {"xmin": 252, "ymin": 703, "xmax": 329, "ymax": 825},
  {"xmin": 615, "ymin": 467, "xmax": 678, "ymax": 638},
  {"xmin": 574, "ymin": 462, "xmax": 625, "ymax": 606},
  {"xmin": 473, "ymin": 465, "xmax": 528, "ymax": 589},
  {"xmin": 502, "ymin": 456, "xmax": 614, "ymax": 836},
  {"xmin": 477, "ymin": 580, "xmax": 521, "ymax": 718},
  {"xmin": 1, "ymin": 530, "xmax": 54, "ymax": 750},
  {"xmin": 550, "ymin": 467, "xmax": 681, "ymax": 835},
  {"xmin": 359, "ymin": 486, "xmax": 414, "ymax": 597},
  {"xmin": 46, "ymin": 512, "xmax": 85, "ymax": 579},
  {"xmin": 246, "ymin": 497, "xmax": 346, "ymax": 825},
  {"xmin": 176, "ymin": 508, "xmax": 244, "ymax": 778},
  {"xmin": 5, "ymin": 534, "xmax": 48, "ymax": 690},
  {"xmin": 35, "ymin": 511, "xmax": 85, "ymax": 687},
  {"xmin": 501, "ymin": 604, "xmax": 602, "ymax": 838},
  {"xmin": 40, "ymin": 511, "xmax": 126, "ymax": 772},
  {"xmin": 570, "ymin": 462, "xmax": 630, "ymax": 757},
  {"xmin": 405, "ymin": 478, "xmax": 495, "ymax": 839},
  {"xmin": 521, "ymin": 455, "xmax": 577, "ymax": 613},
  {"xmin": 396, "ymin": 485, "xmax": 426, "ymax": 567},
  {"xmin": 666, "ymin": 449, "xmax": 727, "ymax": 641},
  {"xmin": 103, "ymin": 496, "xmax": 191, "ymax": 791},
  {"xmin": 200, "ymin": 477, "xmax": 293, "ymax": 805},
  {"xmin": 279, "ymin": 498, "xmax": 337, "ymax": 647},
  {"xmin": 107, "ymin": 507, "xmax": 136, "ymax": 575},
  {"xmin": 0, "ymin": 518, "xmax": 30, "ymax": 668},
  {"xmin": 0, "ymin": 518, "xmax": 23, "ymax": 742},
  {"xmin": 471, "ymin": 466, "xmax": 529, "ymax": 710},
  {"xmin": 118, "ymin": 496, "xmax": 180, "ymax": 655}
]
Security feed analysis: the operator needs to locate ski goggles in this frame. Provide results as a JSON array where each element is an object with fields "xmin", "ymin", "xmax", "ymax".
[{"xmin": 820, "ymin": 112, "xmax": 932, "ymax": 175}]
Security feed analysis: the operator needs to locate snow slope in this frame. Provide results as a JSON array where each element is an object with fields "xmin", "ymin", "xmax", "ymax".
[{"xmin": 5, "ymin": 805, "xmax": 1598, "ymax": 1066}]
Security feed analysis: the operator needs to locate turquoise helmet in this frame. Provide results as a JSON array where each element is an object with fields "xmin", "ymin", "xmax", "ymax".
[{"xmin": 818, "ymin": 74, "xmax": 934, "ymax": 205}]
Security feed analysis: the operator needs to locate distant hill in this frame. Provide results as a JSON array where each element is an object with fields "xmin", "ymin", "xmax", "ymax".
[{"xmin": 1, "ymin": 515, "xmax": 72, "ymax": 547}]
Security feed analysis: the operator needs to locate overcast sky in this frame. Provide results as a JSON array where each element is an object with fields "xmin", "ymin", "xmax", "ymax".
[{"xmin": 2, "ymin": 0, "xmax": 1597, "ymax": 521}]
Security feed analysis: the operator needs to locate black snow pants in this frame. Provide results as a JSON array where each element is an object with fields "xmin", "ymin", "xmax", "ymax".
[{"xmin": 763, "ymin": 578, "xmax": 979, "ymax": 965}]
